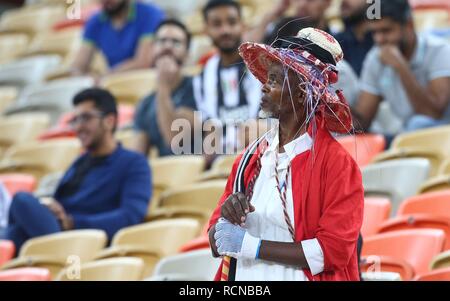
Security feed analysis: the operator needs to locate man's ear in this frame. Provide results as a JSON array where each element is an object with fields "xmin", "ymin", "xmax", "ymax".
[{"xmin": 104, "ymin": 114, "xmax": 117, "ymax": 132}]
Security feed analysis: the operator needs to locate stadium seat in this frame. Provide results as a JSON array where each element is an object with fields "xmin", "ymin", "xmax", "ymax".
[
  {"xmin": 149, "ymin": 180, "xmax": 226, "ymax": 226},
  {"xmin": 414, "ymin": 267, "xmax": 450, "ymax": 281},
  {"xmin": 23, "ymin": 28, "xmax": 82, "ymax": 64},
  {"xmin": 0, "ymin": 55, "xmax": 61, "ymax": 87},
  {"xmin": 377, "ymin": 215, "xmax": 450, "ymax": 249},
  {"xmin": 149, "ymin": 249, "xmax": 221, "ymax": 281},
  {"xmin": 397, "ymin": 190, "xmax": 450, "ymax": 217},
  {"xmin": 0, "ymin": 267, "xmax": 51, "ymax": 281},
  {"xmin": 178, "ymin": 235, "xmax": 210, "ymax": 253},
  {"xmin": 0, "ymin": 240, "xmax": 15, "ymax": 267},
  {"xmin": 56, "ymin": 257, "xmax": 144, "ymax": 281},
  {"xmin": 0, "ymin": 138, "xmax": 81, "ymax": 180},
  {"xmin": 0, "ymin": 113, "xmax": 50, "ymax": 153},
  {"xmin": 5, "ymin": 76, "xmax": 94, "ymax": 124},
  {"xmin": 95, "ymin": 218, "xmax": 201, "ymax": 278},
  {"xmin": 360, "ymin": 255, "xmax": 415, "ymax": 281},
  {"xmin": 0, "ymin": 5, "xmax": 65, "ymax": 36},
  {"xmin": 0, "ymin": 86, "xmax": 18, "ymax": 113},
  {"xmin": 361, "ymin": 197, "xmax": 391, "ymax": 237},
  {"xmin": 362, "ymin": 158, "xmax": 431, "ymax": 214},
  {"xmin": 373, "ymin": 126, "xmax": 450, "ymax": 177},
  {"xmin": 149, "ymin": 156, "xmax": 205, "ymax": 215},
  {"xmin": 0, "ymin": 230, "xmax": 107, "ymax": 279},
  {"xmin": 430, "ymin": 250, "xmax": 450, "ymax": 270},
  {"xmin": 100, "ymin": 70, "xmax": 157, "ymax": 106},
  {"xmin": 337, "ymin": 134, "xmax": 386, "ymax": 167},
  {"xmin": 361, "ymin": 229, "xmax": 445, "ymax": 278},
  {"xmin": 0, "ymin": 173, "xmax": 36, "ymax": 195},
  {"xmin": 0, "ymin": 33, "xmax": 29, "ymax": 64},
  {"xmin": 419, "ymin": 159, "xmax": 450, "ymax": 193},
  {"xmin": 199, "ymin": 154, "xmax": 238, "ymax": 181}
]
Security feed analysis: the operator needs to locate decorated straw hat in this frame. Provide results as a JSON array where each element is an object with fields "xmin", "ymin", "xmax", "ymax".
[{"xmin": 239, "ymin": 27, "xmax": 352, "ymax": 134}]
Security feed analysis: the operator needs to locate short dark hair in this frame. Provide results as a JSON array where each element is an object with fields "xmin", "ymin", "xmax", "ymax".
[
  {"xmin": 155, "ymin": 18, "xmax": 192, "ymax": 49},
  {"xmin": 202, "ymin": 0, "xmax": 241, "ymax": 21},
  {"xmin": 379, "ymin": 0, "xmax": 412, "ymax": 24},
  {"xmin": 73, "ymin": 88, "xmax": 118, "ymax": 131}
]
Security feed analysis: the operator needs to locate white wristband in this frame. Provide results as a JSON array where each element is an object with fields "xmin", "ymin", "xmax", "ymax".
[{"xmin": 240, "ymin": 232, "xmax": 261, "ymax": 260}]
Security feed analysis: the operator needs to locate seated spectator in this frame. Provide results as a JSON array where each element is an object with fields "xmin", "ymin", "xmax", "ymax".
[
  {"xmin": 334, "ymin": 0, "xmax": 374, "ymax": 76},
  {"xmin": 2, "ymin": 88, "xmax": 152, "ymax": 252},
  {"xmin": 353, "ymin": 0, "xmax": 450, "ymax": 134},
  {"xmin": 194, "ymin": 0, "xmax": 262, "ymax": 157},
  {"xmin": 71, "ymin": 0, "xmax": 165, "ymax": 76},
  {"xmin": 133, "ymin": 19, "xmax": 199, "ymax": 157}
]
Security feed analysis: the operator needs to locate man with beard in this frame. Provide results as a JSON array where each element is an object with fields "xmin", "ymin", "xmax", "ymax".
[
  {"xmin": 244, "ymin": 0, "xmax": 334, "ymax": 44},
  {"xmin": 71, "ymin": 0, "xmax": 165, "ymax": 75},
  {"xmin": 334, "ymin": 0, "xmax": 374, "ymax": 76},
  {"xmin": 353, "ymin": 0, "xmax": 450, "ymax": 133},
  {"xmin": 193, "ymin": 0, "xmax": 262, "ymax": 156},
  {"xmin": 1, "ymin": 88, "xmax": 151, "ymax": 252},
  {"xmin": 133, "ymin": 19, "xmax": 199, "ymax": 157}
]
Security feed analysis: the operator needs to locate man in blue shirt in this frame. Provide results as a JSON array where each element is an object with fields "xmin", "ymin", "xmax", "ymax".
[
  {"xmin": 71, "ymin": 0, "xmax": 165, "ymax": 75},
  {"xmin": 2, "ymin": 88, "xmax": 152, "ymax": 252}
]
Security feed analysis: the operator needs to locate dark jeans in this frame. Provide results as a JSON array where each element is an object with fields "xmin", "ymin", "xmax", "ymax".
[{"xmin": 5, "ymin": 192, "xmax": 61, "ymax": 254}]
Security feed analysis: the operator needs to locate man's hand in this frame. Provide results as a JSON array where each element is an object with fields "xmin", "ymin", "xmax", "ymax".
[
  {"xmin": 44, "ymin": 199, "xmax": 67, "ymax": 221},
  {"xmin": 41, "ymin": 199, "xmax": 74, "ymax": 231},
  {"xmin": 221, "ymin": 192, "xmax": 255, "ymax": 227},
  {"xmin": 214, "ymin": 218, "xmax": 261, "ymax": 260},
  {"xmin": 379, "ymin": 45, "xmax": 407, "ymax": 70},
  {"xmin": 155, "ymin": 55, "xmax": 181, "ymax": 91}
]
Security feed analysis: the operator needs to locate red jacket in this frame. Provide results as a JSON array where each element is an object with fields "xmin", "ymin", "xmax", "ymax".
[{"xmin": 208, "ymin": 121, "xmax": 364, "ymax": 281}]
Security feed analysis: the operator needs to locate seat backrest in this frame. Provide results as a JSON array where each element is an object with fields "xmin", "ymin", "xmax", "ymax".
[
  {"xmin": 112, "ymin": 218, "xmax": 200, "ymax": 257},
  {"xmin": 415, "ymin": 267, "xmax": 450, "ymax": 281},
  {"xmin": 0, "ymin": 113, "xmax": 50, "ymax": 147},
  {"xmin": 20, "ymin": 229, "xmax": 107, "ymax": 263},
  {"xmin": 337, "ymin": 134, "xmax": 386, "ymax": 167},
  {"xmin": 100, "ymin": 70, "xmax": 157, "ymax": 105},
  {"xmin": 57, "ymin": 257, "xmax": 144, "ymax": 281},
  {"xmin": 391, "ymin": 125, "xmax": 450, "ymax": 157},
  {"xmin": 362, "ymin": 229, "xmax": 445, "ymax": 275},
  {"xmin": 361, "ymin": 197, "xmax": 391, "ymax": 237},
  {"xmin": 362, "ymin": 158, "xmax": 430, "ymax": 214},
  {"xmin": 150, "ymin": 156, "xmax": 205, "ymax": 188},
  {"xmin": 398, "ymin": 190, "xmax": 450, "ymax": 218},
  {"xmin": 0, "ymin": 267, "xmax": 51, "ymax": 281},
  {"xmin": 438, "ymin": 158, "xmax": 450, "ymax": 175},
  {"xmin": 152, "ymin": 249, "xmax": 221, "ymax": 281},
  {"xmin": 159, "ymin": 180, "xmax": 226, "ymax": 210},
  {"xmin": 3, "ymin": 138, "xmax": 81, "ymax": 174}
]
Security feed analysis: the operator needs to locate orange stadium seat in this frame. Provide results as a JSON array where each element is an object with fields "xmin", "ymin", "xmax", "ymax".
[
  {"xmin": 178, "ymin": 235, "xmax": 210, "ymax": 253},
  {"xmin": 337, "ymin": 134, "xmax": 386, "ymax": 167},
  {"xmin": 377, "ymin": 190, "xmax": 450, "ymax": 248},
  {"xmin": 0, "ymin": 268, "xmax": 51, "ymax": 281},
  {"xmin": 362, "ymin": 229, "xmax": 445, "ymax": 278},
  {"xmin": 360, "ymin": 255, "xmax": 415, "ymax": 281},
  {"xmin": 414, "ymin": 267, "xmax": 450, "ymax": 281},
  {"xmin": 0, "ymin": 240, "xmax": 15, "ymax": 267},
  {"xmin": 361, "ymin": 197, "xmax": 391, "ymax": 237},
  {"xmin": 0, "ymin": 173, "xmax": 36, "ymax": 195}
]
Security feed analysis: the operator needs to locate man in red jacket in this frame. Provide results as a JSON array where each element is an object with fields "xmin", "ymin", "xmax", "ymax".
[{"xmin": 208, "ymin": 27, "xmax": 364, "ymax": 281}]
